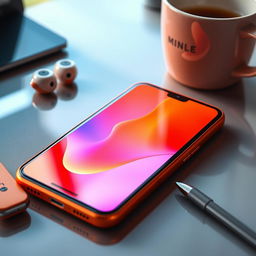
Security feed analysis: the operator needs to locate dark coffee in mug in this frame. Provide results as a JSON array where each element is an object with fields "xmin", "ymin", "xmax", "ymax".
[{"xmin": 182, "ymin": 6, "xmax": 240, "ymax": 18}]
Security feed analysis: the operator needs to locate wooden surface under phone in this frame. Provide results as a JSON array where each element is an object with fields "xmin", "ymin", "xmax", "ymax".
[{"xmin": 0, "ymin": 163, "xmax": 28, "ymax": 219}]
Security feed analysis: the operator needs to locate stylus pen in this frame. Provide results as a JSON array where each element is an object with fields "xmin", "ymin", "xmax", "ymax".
[{"xmin": 176, "ymin": 182, "xmax": 256, "ymax": 248}]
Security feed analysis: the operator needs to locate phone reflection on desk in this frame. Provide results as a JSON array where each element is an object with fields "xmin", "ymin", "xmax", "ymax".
[
  {"xmin": 0, "ymin": 211, "xmax": 31, "ymax": 237},
  {"xmin": 29, "ymin": 173, "xmax": 182, "ymax": 245}
]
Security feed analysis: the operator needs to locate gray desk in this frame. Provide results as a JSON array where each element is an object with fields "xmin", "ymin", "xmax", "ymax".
[{"xmin": 1, "ymin": 0, "xmax": 256, "ymax": 255}]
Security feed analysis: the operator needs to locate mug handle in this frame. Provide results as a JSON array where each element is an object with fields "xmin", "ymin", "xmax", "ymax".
[{"xmin": 232, "ymin": 24, "xmax": 256, "ymax": 78}]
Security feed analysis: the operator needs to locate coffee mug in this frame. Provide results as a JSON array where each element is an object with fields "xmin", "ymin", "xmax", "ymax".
[{"xmin": 161, "ymin": 0, "xmax": 256, "ymax": 90}]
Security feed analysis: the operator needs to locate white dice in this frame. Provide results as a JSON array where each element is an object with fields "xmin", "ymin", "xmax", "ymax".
[
  {"xmin": 54, "ymin": 59, "xmax": 77, "ymax": 84},
  {"xmin": 30, "ymin": 59, "xmax": 77, "ymax": 94},
  {"xmin": 30, "ymin": 69, "xmax": 57, "ymax": 94}
]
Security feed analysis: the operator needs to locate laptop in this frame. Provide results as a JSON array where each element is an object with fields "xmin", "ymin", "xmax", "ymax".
[{"xmin": 0, "ymin": 0, "xmax": 67, "ymax": 72}]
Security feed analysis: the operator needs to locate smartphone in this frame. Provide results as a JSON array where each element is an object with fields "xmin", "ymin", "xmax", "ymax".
[
  {"xmin": 0, "ymin": 163, "xmax": 28, "ymax": 219},
  {"xmin": 16, "ymin": 83, "xmax": 224, "ymax": 228}
]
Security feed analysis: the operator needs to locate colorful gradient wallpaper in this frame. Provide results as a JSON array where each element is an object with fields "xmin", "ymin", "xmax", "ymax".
[{"xmin": 23, "ymin": 85, "xmax": 218, "ymax": 212}]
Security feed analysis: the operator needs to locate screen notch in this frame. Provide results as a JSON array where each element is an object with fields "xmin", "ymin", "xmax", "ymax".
[{"xmin": 167, "ymin": 92, "xmax": 188, "ymax": 102}]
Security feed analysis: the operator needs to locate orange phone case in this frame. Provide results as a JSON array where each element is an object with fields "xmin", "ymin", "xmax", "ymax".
[
  {"xmin": 28, "ymin": 164, "xmax": 190, "ymax": 245},
  {"xmin": 16, "ymin": 84, "xmax": 225, "ymax": 228},
  {"xmin": 0, "ymin": 163, "xmax": 29, "ymax": 219}
]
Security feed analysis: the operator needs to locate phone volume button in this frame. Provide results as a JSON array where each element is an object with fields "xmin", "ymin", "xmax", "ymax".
[{"xmin": 183, "ymin": 146, "xmax": 200, "ymax": 163}]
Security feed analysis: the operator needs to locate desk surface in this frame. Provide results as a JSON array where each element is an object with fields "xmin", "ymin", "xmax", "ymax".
[{"xmin": 1, "ymin": 0, "xmax": 256, "ymax": 255}]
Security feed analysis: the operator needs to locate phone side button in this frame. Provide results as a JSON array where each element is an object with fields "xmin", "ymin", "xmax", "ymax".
[{"xmin": 183, "ymin": 146, "xmax": 200, "ymax": 163}]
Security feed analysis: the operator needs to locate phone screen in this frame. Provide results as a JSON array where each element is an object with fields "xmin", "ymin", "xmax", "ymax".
[{"xmin": 22, "ymin": 84, "xmax": 220, "ymax": 213}]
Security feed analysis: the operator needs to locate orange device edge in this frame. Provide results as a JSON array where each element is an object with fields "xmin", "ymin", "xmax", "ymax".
[
  {"xmin": 16, "ymin": 83, "xmax": 225, "ymax": 228},
  {"xmin": 0, "ymin": 163, "xmax": 29, "ymax": 220}
]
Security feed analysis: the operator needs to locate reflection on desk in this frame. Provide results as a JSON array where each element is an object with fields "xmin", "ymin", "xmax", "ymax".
[
  {"xmin": 32, "ymin": 82, "xmax": 78, "ymax": 111},
  {"xmin": 176, "ymin": 195, "xmax": 256, "ymax": 254},
  {"xmin": 32, "ymin": 92, "xmax": 58, "ymax": 111},
  {"xmin": 29, "ymin": 164, "xmax": 191, "ymax": 246},
  {"xmin": 0, "ymin": 211, "xmax": 31, "ymax": 237}
]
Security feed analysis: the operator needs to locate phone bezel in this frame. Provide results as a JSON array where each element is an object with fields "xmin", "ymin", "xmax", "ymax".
[{"xmin": 20, "ymin": 83, "xmax": 223, "ymax": 215}]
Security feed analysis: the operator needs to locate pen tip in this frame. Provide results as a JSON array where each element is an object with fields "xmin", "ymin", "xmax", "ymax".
[{"xmin": 176, "ymin": 182, "xmax": 193, "ymax": 195}]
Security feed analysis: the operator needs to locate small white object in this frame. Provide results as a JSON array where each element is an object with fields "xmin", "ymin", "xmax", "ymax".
[
  {"xmin": 54, "ymin": 59, "xmax": 77, "ymax": 84},
  {"xmin": 30, "ymin": 69, "xmax": 57, "ymax": 94}
]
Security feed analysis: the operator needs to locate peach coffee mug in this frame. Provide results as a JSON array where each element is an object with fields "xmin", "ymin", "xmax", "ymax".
[{"xmin": 161, "ymin": 0, "xmax": 256, "ymax": 90}]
